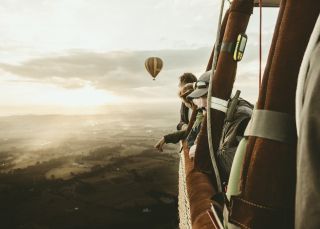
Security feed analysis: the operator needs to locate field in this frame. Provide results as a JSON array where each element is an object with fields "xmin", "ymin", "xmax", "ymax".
[{"xmin": 0, "ymin": 110, "xmax": 181, "ymax": 229}]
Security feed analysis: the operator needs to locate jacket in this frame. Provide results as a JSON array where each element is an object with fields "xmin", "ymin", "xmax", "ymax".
[
  {"xmin": 164, "ymin": 109, "xmax": 204, "ymax": 145},
  {"xmin": 177, "ymin": 103, "xmax": 189, "ymax": 130}
]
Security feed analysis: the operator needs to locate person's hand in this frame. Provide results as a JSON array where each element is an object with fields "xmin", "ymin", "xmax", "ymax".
[
  {"xmin": 189, "ymin": 144, "xmax": 197, "ymax": 159},
  {"xmin": 181, "ymin": 124, "xmax": 188, "ymax": 130},
  {"xmin": 154, "ymin": 137, "xmax": 166, "ymax": 152}
]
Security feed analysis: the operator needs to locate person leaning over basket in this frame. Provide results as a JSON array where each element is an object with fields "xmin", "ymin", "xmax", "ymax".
[
  {"xmin": 154, "ymin": 83, "xmax": 196, "ymax": 152},
  {"xmin": 155, "ymin": 72, "xmax": 209, "ymax": 156}
]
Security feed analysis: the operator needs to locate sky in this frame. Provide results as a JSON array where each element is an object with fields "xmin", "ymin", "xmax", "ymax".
[{"xmin": 0, "ymin": 0, "xmax": 279, "ymax": 115}]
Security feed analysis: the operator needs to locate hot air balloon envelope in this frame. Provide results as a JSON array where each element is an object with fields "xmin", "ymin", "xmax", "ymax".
[{"xmin": 145, "ymin": 57, "xmax": 163, "ymax": 80}]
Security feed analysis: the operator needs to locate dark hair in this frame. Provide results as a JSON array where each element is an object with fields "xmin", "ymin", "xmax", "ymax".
[{"xmin": 179, "ymin": 73, "xmax": 197, "ymax": 86}]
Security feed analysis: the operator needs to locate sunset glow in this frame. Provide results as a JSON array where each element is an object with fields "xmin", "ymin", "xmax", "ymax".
[
  {"xmin": 43, "ymin": 85, "xmax": 122, "ymax": 107},
  {"xmin": 0, "ymin": 0, "xmax": 278, "ymax": 115}
]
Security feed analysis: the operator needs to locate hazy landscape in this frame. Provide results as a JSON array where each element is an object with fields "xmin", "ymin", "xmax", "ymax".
[{"xmin": 0, "ymin": 107, "xmax": 181, "ymax": 229}]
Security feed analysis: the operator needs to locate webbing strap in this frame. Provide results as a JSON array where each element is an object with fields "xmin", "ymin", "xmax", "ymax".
[
  {"xmin": 211, "ymin": 97, "xmax": 229, "ymax": 113},
  {"xmin": 220, "ymin": 42, "xmax": 234, "ymax": 53},
  {"xmin": 208, "ymin": 203, "xmax": 224, "ymax": 229},
  {"xmin": 244, "ymin": 109, "xmax": 296, "ymax": 144}
]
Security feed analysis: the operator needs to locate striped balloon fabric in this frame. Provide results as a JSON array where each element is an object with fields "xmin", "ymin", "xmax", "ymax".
[{"xmin": 144, "ymin": 57, "xmax": 163, "ymax": 80}]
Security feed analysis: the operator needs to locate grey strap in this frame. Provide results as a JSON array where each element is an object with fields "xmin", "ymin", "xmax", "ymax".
[
  {"xmin": 244, "ymin": 109, "xmax": 296, "ymax": 144},
  {"xmin": 225, "ymin": 90, "xmax": 241, "ymax": 122},
  {"xmin": 220, "ymin": 42, "xmax": 234, "ymax": 53},
  {"xmin": 211, "ymin": 97, "xmax": 229, "ymax": 113}
]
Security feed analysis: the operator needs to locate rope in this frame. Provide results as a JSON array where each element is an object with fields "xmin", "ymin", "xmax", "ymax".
[
  {"xmin": 259, "ymin": 0, "xmax": 262, "ymax": 89},
  {"xmin": 207, "ymin": 0, "xmax": 225, "ymax": 193}
]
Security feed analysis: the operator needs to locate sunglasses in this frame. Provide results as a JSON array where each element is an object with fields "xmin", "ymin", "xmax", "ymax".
[{"xmin": 194, "ymin": 81, "xmax": 209, "ymax": 89}]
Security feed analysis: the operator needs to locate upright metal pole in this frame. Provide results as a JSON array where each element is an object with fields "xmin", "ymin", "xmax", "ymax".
[{"xmin": 207, "ymin": 0, "xmax": 225, "ymax": 193}]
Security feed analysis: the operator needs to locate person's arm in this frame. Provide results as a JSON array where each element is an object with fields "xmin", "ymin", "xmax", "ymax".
[
  {"xmin": 154, "ymin": 130, "xmax": 188, "ymax": 152},
  {"xmin": 164, "ymin": 130, "xmax": 188, "ymax": 144},
  {"xmin": 154, "ymin": 137, "xmax": 166, "ymax": 152}
]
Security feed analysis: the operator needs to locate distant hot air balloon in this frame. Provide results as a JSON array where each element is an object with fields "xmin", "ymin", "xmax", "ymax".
[{"xmin": 144, "ymin": 57, "xmax": 163, "ymax": 80}]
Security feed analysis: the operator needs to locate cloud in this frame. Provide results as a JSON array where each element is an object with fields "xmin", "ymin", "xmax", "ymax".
[
  {"xmin": 0, "ymin": 0, "xmax": 222, "ymax": 52},
  {"xmin": 0, "ymin": 48, "xmax": 212, "ymax": 99},
  {"xmin": 0, "ymin": 44, "xmax": 269, "ymax": 102}
]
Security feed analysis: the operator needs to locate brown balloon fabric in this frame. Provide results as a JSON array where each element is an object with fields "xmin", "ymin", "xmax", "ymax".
[
  {"xmin": 181, "ymin": 141, "xmax": 216, "ymax": 229},
  {"xmin": 144, "ymin": 57, "xmax": 163, "ymax": 79},
  {"xmin": 195, "ymin": 0, "xmax": 254, "ymax": 179},
  {"xmin": 206, "ymin": 9, "xmax": 230, "ymax": 72},
  {"xmin": 190, "ymin": 1, "xmax": 255, "ymax": 226},
  {"xmin": 209, "ymin": 0, "xmax": 254, "ymax": 158},
  {"xmin": 194, "ymin": 116, "xmax": 213, "ymax": 174},
  {"xmin": 239, "ymin": 0, "xmax": 287, "ymax": 190},
  {"xmin": 229, "ymin": 0, "xmax": 320, "ymax": 228},
  {"xmin": 179, "ymin": 107, "xmax": 217, "ymax": 229}
]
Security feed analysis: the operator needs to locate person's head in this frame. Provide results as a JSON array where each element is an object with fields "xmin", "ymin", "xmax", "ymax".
[
  {"xmin": 179, "ymin": 83, "xmax": 195, "ymax": 108},
  {"xmin": 187, "ymin": 70, "xmax": 211, "ymax": 109},
  {"xmin": 178, "ymin": 73, "xmax": 197, "ymax": 88}
]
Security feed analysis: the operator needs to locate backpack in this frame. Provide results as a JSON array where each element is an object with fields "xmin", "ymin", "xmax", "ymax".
[{"xmin": 216, "ymin": 97, "xmax": 253, "ymax": 184}]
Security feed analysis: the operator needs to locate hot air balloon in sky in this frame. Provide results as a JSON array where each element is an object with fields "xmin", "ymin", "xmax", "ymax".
[{"xmin": 144, "ymin": 57, "xmax": 163, "ymax": 80}]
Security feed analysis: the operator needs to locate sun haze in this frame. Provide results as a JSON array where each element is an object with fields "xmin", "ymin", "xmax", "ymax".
[{"xmin": 0, "ymin": 0, "xmax": 278, "ymax": 115}]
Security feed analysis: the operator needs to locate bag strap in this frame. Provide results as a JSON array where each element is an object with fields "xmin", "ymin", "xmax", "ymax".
[
  {"xmin": 244, "ymin": 109, "xmax": 296, "ymax": 144},
  {"xmin": 211, "ymin": 90, "xmax": 242, "ymax": 122},
  {"xmin": 225, "ymin": 90, "xmax": 241, "ymax": 122},
  {"xmin": 220, "ymin": 41, "xmax": 235, "ymax": 53},
  {"xmin": 211, "ymin": 97, "xmax": 229, "ymax": 113}
]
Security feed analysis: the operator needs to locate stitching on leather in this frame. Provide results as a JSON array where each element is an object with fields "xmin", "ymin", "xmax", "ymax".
[
  {"xmin": 229, "ymin": 197, "xmax": 288, "ymax": 229},
  {"xmin": 230, "ymin": 218, "xmax": 251, "ymax": 229},
  {"xmin": 237, "ymin": 197, "xmax": 275, "ymax": 211}
]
